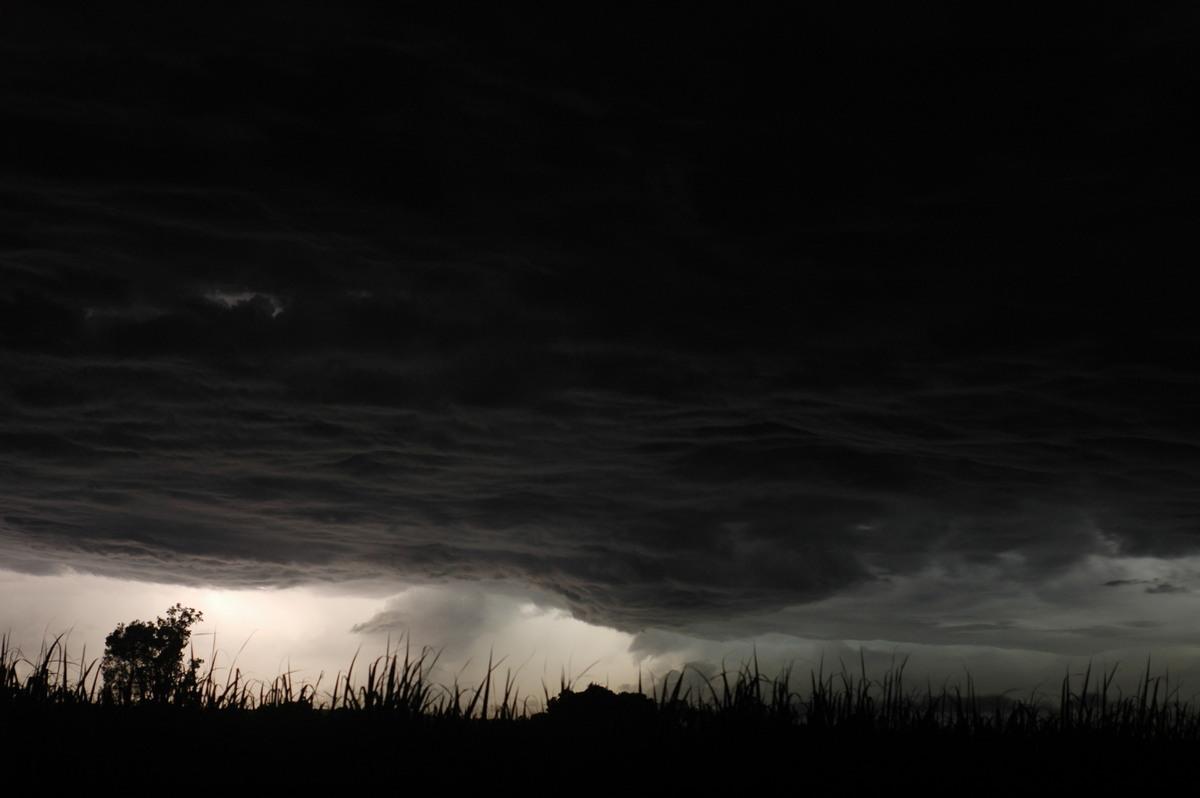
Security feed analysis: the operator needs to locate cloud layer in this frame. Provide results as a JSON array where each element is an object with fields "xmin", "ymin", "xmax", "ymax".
[{"xmin": 3, "ymin": 9, "xmax": 1198, "ymax": 637}]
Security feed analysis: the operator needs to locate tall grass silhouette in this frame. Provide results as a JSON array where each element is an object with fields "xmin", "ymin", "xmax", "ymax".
[
  {"xmin": 5, "ymin": 630, "xmax": 1200, "ymax": 742},
  {"xmin": 7, "ymin": 631, "xmax": 1199, "ymax": 792}
]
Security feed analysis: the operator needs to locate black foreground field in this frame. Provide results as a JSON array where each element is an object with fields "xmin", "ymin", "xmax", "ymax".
[{"xmin": 4, "ymin": 637, "xmax": 1197, "ymax": 793}]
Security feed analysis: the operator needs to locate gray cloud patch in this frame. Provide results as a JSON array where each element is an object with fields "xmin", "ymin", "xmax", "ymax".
[
  {"xmin": 1145, "ymin": 582, "xmax": 1186, "ymax": 595},
  {"xmin": 351, "ymin": 587, "xmax": 490, "ymax": 649}
]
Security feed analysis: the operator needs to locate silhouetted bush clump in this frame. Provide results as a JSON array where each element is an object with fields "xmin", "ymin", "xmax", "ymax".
[{"xmin": 542, "ymin": 683, "xmax": 656, "ymax": 732}]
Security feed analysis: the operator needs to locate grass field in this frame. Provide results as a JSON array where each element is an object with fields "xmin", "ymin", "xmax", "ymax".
[{"xmin": 3, "ymin": 633, "xmax": 1196, "ymax": 791}]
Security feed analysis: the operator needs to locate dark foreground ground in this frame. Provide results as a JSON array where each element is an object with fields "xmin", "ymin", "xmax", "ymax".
[{"xmin": 2, "ymin": 704, "xmax": 1192, "ymax": 794}]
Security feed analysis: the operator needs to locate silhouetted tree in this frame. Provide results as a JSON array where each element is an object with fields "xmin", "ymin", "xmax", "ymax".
[{"xmin": 101, "ymin": 603, "xmax": 203, "ymax": 705}]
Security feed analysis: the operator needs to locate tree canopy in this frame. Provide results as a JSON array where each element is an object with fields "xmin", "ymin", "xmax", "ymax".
[{"xmin": 101, "ymin": 603, "xmax": 204, "ymax": 705}]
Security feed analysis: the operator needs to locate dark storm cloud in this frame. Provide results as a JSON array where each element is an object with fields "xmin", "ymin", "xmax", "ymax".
[
  {"xmin": 1103, "ymin": 579, "xmax": 1190, "ymax": 594},
  {"xmin": 3, "ymin": 9, "xmax": 1198, "ymax": 631}
]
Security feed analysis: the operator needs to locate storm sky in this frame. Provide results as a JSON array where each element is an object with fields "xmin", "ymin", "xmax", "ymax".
[{"xmin": 4, "ymin": 8, "xmax": 1200, "ymax": 697}]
